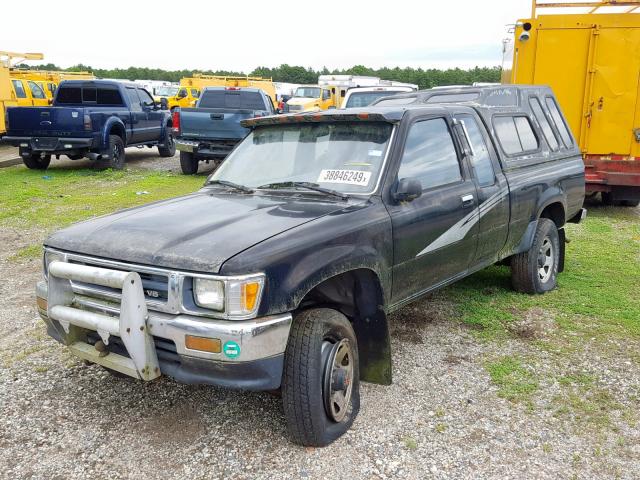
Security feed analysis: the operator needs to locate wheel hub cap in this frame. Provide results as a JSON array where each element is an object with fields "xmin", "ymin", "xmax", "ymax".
[
  {"xmin": 537, "ymin": 237, "xmax": 554, "ymax": 283},
  {"xmin": 322, "ymin": 338, "xmax": 354, "ymax": 422}
]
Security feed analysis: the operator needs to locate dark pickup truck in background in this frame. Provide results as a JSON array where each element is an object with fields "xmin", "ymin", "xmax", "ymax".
[
  {"xmin": 2, "ymin": 80, "xmax": 175, "ymax": 169},
  {"xmin": 173, "ymin": 86, "xmax": 274, "ymax": 174},
  {"xmin": 35, "ymin": 85, "xmax": 585, "ymax": 447}
]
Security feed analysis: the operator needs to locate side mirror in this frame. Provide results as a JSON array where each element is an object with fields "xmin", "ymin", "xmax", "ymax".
[
  {"xmin": 160, "ymin": 98, "xmax": 168, "ymax": 110},
  {"xmin": 392, "ymin": 178, "xmax": 422, "ymax": 203}
]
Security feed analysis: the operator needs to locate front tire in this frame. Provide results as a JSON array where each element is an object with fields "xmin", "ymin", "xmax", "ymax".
[
  {"xmin": 282, "ymin": 308, "xmax": 360, "ymax": 447},
  {"xmin": 158, "ymin": 131, "xmax": 176, "ymax": 157},
  {"xmin": 180, "ymin": 151, "xmax": 199, "ymax": 174},
  {"xmin": 511, "ymin": 218, "xmax": 560, "ymax": 294},
  {"xmin": 23, "ymin": 153, "xmax": 51, "ymax": 170}
]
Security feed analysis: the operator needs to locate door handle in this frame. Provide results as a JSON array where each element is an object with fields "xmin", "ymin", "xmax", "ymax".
[{"xmin": 461, "ymin": 194, "xmax": 475, "ymax": 208}]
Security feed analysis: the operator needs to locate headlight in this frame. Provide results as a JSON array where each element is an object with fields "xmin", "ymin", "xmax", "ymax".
[
  {"xmin": 194, "ymin": 278, "xmax": 224, "ymax": 311},
  {"xmin": 43, "ymin": 250, "xmax": 65, "ymax": 279},
  {"xmin": 193, "ymin": 274, "xmax": 265, "ymax": 318}
]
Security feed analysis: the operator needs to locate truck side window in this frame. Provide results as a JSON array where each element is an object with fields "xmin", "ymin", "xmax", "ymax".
[
  {"xmin": 191, "ymin": 89, "xmax": 199, "ymax": 98},
  {"xmin": 457, "ymin": 114, "xmax": 495, "ymax": 186},
  {"xmin": 322, "ymin": 89, "xmax": 331, "ymax": 100},
  {"xmin": 27, "ymin": 81, "xmax": 46, "ymax": 99},
  {"xmin": 126, "ymin": 88, "xmax": 142, "ymax": 112},
  {"xmin": 493, "ymin": 115, "xmax": 539, "ymax": 155},
  {"xmin": 398, "ymin": 118, "xmax": 462, "ymax": 190},
  {"xmin": 11, "ymin": 80, "xmax": 27, "ymax": 98},
  {"xmin": 529, "ymin": 97, "xmax": 559, "ymax": 151},
  {"xmin": 138, "ymin": 89, "xmax": 155, "ymax": 107},
  {"xmin": 545, "ymin": 97, "xmax": 573, "ymax": 148},
  {"xmin": 177, "ymin": 88, "xmax": 187, "ymax": 98}
]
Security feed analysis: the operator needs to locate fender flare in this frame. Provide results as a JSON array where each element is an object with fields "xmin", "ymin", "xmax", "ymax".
[{"xmin": 102, "ymin": 117, "xmax": 127, "ymax": 148}]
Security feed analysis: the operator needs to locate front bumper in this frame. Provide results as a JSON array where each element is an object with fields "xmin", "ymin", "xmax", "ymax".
[
  {"xmin": 36, "ymin": 267, "xmax": 292, "ymax": 390},
  {"xmin": 3, "ymin": 135, "xmax": 93, "ymax": 153}
]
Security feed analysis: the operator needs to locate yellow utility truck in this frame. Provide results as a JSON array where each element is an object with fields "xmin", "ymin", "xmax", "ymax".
[
  {"xmin": 1, "ymin": 51, "xmax": 44, "ymax": 136},
  {"xmin": 170, "ymin": 75, "xmax": 278, "ymax": 110},
  {"xmin": 503, "ymin": 1, "xmax": 640, "ymax": 206}
]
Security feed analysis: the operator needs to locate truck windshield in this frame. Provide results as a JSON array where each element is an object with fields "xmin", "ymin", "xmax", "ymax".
[
  {"xmin": 155, "ymin": 86, "xmax": 178, "ymax": 96},
  {"xmin": 345, "ymin": 91, "xmax": 407, "ymax": 108},
  {"xmin": 294, "ymin": 87, "xmax": 321, "ymax": 98},
  {"xmin": 209, "ymin": 122, "xmax": 393, "ymax": 195},
  {"xmin": 198, "ymin": 90, "xmax": 266, "ymax": 110}
]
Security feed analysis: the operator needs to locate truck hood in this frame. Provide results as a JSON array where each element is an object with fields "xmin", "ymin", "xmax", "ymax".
[{"xmin": 45, "ymin": 190, "xmax": 354, "ymax": 273}]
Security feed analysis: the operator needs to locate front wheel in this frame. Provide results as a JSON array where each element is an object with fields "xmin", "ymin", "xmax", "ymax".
[
  {"xmin": 282, "ymin": 308, "xmax": 360, "ymax": 447},
  {"xmin": 510, "ymin": 218, "xmax": 560, "ymax": 294},
  {"xmin": 179, "ymin": 151, "xmax": 199, "ymax": 174},
  {"xmin": 158, "ymin": 131, "xmax": 176, "ymax": 157},
  {"xmin": 23, "ymin": 153, "xmax": 51, "ymax": 170}
]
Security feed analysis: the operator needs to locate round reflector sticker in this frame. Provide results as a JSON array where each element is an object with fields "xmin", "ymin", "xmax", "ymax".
[{"xmin": 223, "ymin": 341, "xmax": 241, "ymax": 359}]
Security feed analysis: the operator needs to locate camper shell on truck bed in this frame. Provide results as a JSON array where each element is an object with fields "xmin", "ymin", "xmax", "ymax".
[{"xmin": 36, "ymin": 85, "xmax": 584, "ymax": 448}]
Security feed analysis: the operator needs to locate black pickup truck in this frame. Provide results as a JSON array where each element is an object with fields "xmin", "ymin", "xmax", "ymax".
[
  {"xmin": 35, "ymin": 85, "xmax": 585, "ymax": 446},
  {"xmin": 3, "ymin": 80, "xmax": 175, "ymax": 169}
]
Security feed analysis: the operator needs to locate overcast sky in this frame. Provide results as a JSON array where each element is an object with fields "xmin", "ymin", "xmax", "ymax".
[{"xmin": 2, "ymin": 0, "xmax": 534, "ymax": 72}]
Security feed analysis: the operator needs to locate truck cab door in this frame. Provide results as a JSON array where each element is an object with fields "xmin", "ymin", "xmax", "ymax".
[
  {"xmin": 125, "ymin": 87, "xmax": 147, "ymax": 143},
  {"xmin": 137, "ymin": 88, "xmax": 163, "ymax": 142},
  {"xmin": 454, "ymin": 112, "xmax": 510, "ymax": 265},
  {"xmin": 386, "ymin": 115, "xmax": 479, "ymax": 304},
  {"xmin": 321, "ymin": 88, "xmax": 332, "ymax": 109},
  {"xmin": 27, "ymin": 81, "xmax": 49, "ymax": 106}
]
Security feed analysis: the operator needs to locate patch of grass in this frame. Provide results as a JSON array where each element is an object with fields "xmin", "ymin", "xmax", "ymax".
[
  {"xmin": 486, "ymin": 356, "xmax": 538, "ymax": 402},
  {"xmin": 435, "ymin": 423, "xmax": 447, "ymax": 433},
  {"xmin": 0, "ymin": 166, "xmax": 204, "ymax": 230},
  {"xmin": 8, "ymin": 244, "xmax": 42, "ymax": 262},
  {"xmin": 402, "ymin": 436, "xmax": 418, "ymax": 450},
  {"xmin": 447, "ymin": 207, "xmax": 639, "ymax": 341}
]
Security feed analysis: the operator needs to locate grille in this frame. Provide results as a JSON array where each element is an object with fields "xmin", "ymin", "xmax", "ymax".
[{"xmin": 67, "ymin": 258, "xmax": 169, "ymax": 303}]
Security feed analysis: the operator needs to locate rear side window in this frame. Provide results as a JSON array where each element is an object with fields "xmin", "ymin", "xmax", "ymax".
[
  {"xmin": 12, "ymin": 80, "xmax": 27, "ymax": 98},
  {"xmin": 398, "ymin": 118, "xmax": 462, "ymax": 190},
  {"xmin": 529, "ymin": 97, "xmax": 559, "ymax": 151},
  {"xmin": 545, "ymin": 97, "xmax": 573, "ymax": 148},
  {"xmin": 457, "ymin": 114, "xmax": 495, "ymax": 186},
  {"xmin": 198, "ymin": 90, "xmax": 268, "ymax": 110},
  {"xmin": 126, "ymin": 88, "xmax": 142, "ymax": 111},
  {"xmin": 493, "ymin": 115, "xmax": 539, "ymax": 155},
  {"xmin": 28, "ymin": 81, "xmax": 46, "ymax": 99}
]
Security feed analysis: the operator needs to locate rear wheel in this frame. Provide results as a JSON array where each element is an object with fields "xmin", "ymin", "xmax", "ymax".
[
  {"xmin": 282, "ymin": 308, "xmax": 360, "ymax": 447},
  {"xmin": 23, "ymin": 153, "xmax": 51, "ymax": 170},
  {"xmin": 158, "ymin": 130, "xmax": 176, "ymax": 157},
  {"xmin": 95, "ymin": 135, "xmax": 125, "ymax": 170},
  {"xmin": 180, "ymin": 151, "xmax": 199, "ymax": 174},
  {"xmin": 511, "ymin": 218, "xmax": 560, "ymax": 294}
]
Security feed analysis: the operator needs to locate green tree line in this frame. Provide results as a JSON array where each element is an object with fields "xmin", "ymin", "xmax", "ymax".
[{"xmin": 14, "ymin": 63, "xmax": 501, "ymax": 89}]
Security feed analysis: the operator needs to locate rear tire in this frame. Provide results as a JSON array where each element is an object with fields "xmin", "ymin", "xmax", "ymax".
[
  {"xmin": 23, "ymin": 153, "xmax": 51, "ymax": 170},
  {"xmin": 180, "ymin": 151, "xmax": 199, "ymax": 174},
  {"xmin": 511, "ymin": 218, "xmax": 560, "ymax": 294},
  {"xmin": 95, "ymin": 135, "xmax": 125, "ymax": 170},
  {"xmin": 158, "ymin": 130, "xmax": 176, "ymax": 157},
  {"xmin": 282, "ymin": 308, "xmax": 360, "ymax": 447}
]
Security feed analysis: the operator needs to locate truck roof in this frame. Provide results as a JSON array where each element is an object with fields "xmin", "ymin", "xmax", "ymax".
[
  {"xmin": 241, "ymin": 104, "xmax": 474, "ymax": 128},
  {"xmin": 372, "ymin": 84, "xmax": 555, "ymax": 109},
  {"xmin": 201, "ymin": 86, "xmax": 266, "ymax": 93},
  {"xmin": 58, "ymin": 79, "xmax": 139, "ymax": 89}
]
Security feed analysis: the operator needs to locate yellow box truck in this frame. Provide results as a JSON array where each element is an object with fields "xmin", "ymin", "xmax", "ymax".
[{"xmin": 503, "ymin": 1, "xmax": 640, "ymax": 206}]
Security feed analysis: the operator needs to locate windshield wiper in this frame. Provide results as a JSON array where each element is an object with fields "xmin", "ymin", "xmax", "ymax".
[
  {"xmin": 257, "ymin": 181, "xmax": 348, "ymax": 200},
  {"xmin": 205, "ymin": 179, "xmax": 254, "ymax": 194}
]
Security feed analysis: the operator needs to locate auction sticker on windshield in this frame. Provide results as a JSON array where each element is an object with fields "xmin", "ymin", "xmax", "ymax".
[{"xmin": 317, "ymin": 169, "xmax": 371, "ymax": 186}]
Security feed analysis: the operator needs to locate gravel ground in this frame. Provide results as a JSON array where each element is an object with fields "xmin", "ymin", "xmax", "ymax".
[{"xmin": 1, "ymin": 154, "xmax": 639, "ymax": 479}]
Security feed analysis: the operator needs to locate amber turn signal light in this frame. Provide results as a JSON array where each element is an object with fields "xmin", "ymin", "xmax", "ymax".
[{"xmin": 185, "ymin": 335, "xmax": 221, "ymax": 353}]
